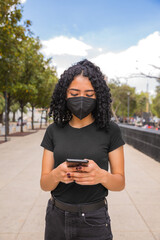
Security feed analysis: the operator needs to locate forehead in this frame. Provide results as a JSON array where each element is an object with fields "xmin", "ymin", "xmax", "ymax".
[{"xmin": 68, "ymin": 75, "xmax": 94, "ymax": 90}]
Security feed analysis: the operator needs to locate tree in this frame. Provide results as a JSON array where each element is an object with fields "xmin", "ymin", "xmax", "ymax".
[
  {"xmin": 108, "ymin": 80, "xmax": 137, "ymax": 122},
  {"xmin": 108, "ymin": 79, "xmax": 120, "ymax": 122},
  {"xmin": 13, "ymin": 37, "xmax": 41, "ymax": 131},
  {"xmin": 135, "ymin": 92, "xmax": 148, "ymax": 117},
  {"xmin": 0, "ymin": 0, "xmax": 58, "ymax": 134},
  {"xmin": 151, "ymin": 77, "xmax": 160, "ymax": 118},
  {"xmin": 36, "ymin": 62, "xmax": 57, "ymax": 128},
  {"xmin": 152, "ymin": 93, "xmax": 160, "ymax": 118},
  {"xmin": 129, "ymin": 63, "xmax": 160, "ymax": 119},
  {"xmin": 0, "ymin": 0, "xmax": 31, "ymax": 134},
  {"xmin": 0, "ymin": 92, "xmax": 5, "ymax": 123},
  {"xmin": 10, "ymin": 101, "xmax": 20, "ymax": 122}
]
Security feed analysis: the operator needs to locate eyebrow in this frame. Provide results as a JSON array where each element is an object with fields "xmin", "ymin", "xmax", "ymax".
[{"xmin": 69, "ymin": 88, "xmax": 95, "ymax": 92}]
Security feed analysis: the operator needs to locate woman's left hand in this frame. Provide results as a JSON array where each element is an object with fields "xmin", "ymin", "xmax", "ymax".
[{"xmin": 69, "ymin": 159, "xmax": 107, "ymax": 185}]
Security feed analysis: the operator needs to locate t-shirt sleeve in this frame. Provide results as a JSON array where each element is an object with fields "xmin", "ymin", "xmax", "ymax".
[
  {"xmin": 108, "ymin": 121, "xmax": 125, "ymax": 152},
  {"xmin": 40, "ymin": 124, "xmax": 54, "ymax": 152}
]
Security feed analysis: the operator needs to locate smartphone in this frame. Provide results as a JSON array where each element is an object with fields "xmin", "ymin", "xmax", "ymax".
[{"xmin": 66, "ymin": 158, "xmax": 89, "ymax": 167}]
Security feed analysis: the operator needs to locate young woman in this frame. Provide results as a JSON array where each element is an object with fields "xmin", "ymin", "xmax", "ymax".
[{"xmin": 40, "ymin": 59, "xmax": 125, "ymax": 240}]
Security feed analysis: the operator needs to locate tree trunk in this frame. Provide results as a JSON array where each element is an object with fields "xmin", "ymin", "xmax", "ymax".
[
  {"xmin": 20, "ymin": 103, "xmax": 24, "ymax": 132},
  {"xmin": 7, "ymin": 110, "xmax": 10, "ymax": 135},
  {"xmin": 3, "ymin": 91, "xmax": 9, "ymax": 136},
  {"xmin": 6, "ymin": 93, "xmax": 11, "ymax": 135},
  {"xmin": 40, "ymin": 109, "xmax": 43, "ymax": 129},
  {"xmin": 0, "ymin": 113, "xmax": 3, "ymax": 124},
  {"xmin": 31, "ymin": 105, "xmax": 34, "ymax": 130},
  {"xmin": 12, "ymin": 112, "xmax": 16, "ymax": 122},
  {"xmin": 111, "ymin": 106, "xmax": 119, "ymax": 123}
]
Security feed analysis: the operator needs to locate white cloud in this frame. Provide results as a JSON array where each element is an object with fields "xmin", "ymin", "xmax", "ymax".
[
  {"xmin": 19, "ymin": 0, "xmax": 27, "ymax": 3},
  {"xmin": 92, "ymin": 31, "xmax": 160, "ymax": 78},
  {"xmin": 91, "ymin": 31, "xmax": 160, "ymax": 93},
  {"xmin": 56, "ymin": 67, "xmax": 66, "ymax": 77},
  {"xmin": 41, "ymin": 32, "xmax": 160, "ymax": 94},
  {"xmin": 41, "ymin": 36, "xmax": 92, "ymax": 57},
  {"xmin": 98, "ymin": 48, "xmax": 103, "ymax": 52}
]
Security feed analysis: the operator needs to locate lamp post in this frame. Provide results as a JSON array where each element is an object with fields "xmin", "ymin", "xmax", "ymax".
[{"xmin": 127, "ymin": 92, "xmax": 130, "ymax": 123}]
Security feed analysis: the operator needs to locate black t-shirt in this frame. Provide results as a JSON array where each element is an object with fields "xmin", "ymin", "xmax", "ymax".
[{"xmin": 40, "ymin": 121, "xmax": 125, "ymax": 204}]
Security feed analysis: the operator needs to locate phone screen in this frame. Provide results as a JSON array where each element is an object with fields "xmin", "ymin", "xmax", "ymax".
[{"xmin": 66, "ymin": 159, "xmax": 89, "ymax": 167}]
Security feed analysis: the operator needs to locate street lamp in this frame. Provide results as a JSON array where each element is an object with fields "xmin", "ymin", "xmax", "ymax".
[{"xmin": 127, "ymin": 92, "xmax": 130, "ymax": 123}]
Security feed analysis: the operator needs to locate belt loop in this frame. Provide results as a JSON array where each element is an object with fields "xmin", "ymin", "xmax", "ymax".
[{"xmin": 51, "ymin": 195, "xmax": 55, "ymax": 205}]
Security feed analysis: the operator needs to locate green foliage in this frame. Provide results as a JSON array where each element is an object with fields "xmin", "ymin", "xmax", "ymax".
[
  {"xmin": 0, "ymin": 0, "xmax": 58, "ymax": 129},
  {"xmin": 10, "ymin": 101, "xmax": 20, "ymax": 113},
  {"xmin": 0, "ymin": 0, "xmax": 30, "ymax": 93},
  {"xmin": 0, "ymin": 0, "xmax": 57, "ymax": 101},
  {"xmin": 135, "ymin": 92, "xmax": 148, "ymax": 116},
  {"xmin": 150, "ymin": 76, "xmax": 160, "ymax": 118},
  {"xmin": 36, "ymin": 60, "xmax": 57, "ymax": 109},
  {"xmin": 108, "ymin": 80, "xmax": 137, "ymax": 118},
  {"xmin": 152, "ymin": 93, "xmax": 160, "ymax": 118}
]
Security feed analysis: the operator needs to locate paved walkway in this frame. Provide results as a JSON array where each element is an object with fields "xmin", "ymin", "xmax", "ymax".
[{"xmin": 0, "ymin": 128, "xmax": 160, "ymax": 240}]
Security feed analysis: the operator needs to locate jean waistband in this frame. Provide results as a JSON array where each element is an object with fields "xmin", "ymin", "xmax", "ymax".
[{"xmin": 50, "ymin": 196, "xmax": 108, "ymax": 213}]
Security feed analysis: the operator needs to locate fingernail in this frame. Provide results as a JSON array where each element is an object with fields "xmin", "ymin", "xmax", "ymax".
[{"xmin": 67, "ymin": 173, "xmax": 71, "ymax": 178}]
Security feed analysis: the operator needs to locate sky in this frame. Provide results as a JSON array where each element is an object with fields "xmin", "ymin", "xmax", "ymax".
[{"xmin": 21, "ymin": 0, "xmax": 160, "ymax": 94}]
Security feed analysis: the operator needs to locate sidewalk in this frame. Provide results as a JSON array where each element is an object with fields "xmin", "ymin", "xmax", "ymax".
[{"xmin": 0, "ymin": 129, "xmax": 159, "ymax": 240}]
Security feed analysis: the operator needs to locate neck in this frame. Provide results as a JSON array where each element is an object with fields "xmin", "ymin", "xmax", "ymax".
[{"xmin": 69, "ymin": 114, "xmax": 95, "ymax": 128}]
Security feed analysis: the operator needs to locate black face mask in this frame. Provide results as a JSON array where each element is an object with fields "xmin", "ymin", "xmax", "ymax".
[{"xmin": 67, "ymin": 97, "xmax": 96, "ymax": 120}]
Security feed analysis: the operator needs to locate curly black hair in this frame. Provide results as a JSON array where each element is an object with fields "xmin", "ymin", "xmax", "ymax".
[{"xmin": 49, "ymin": 59, "xmax": 112, "ymax": 130}]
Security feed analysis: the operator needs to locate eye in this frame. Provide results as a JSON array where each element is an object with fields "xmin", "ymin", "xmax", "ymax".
[
  {"xmin": 71, "ymin": 93, "xmax": 78, "ymax": 96},
  {"xmin": 86, "ymin": 94, "xmax": 94, "ymax": 97}
]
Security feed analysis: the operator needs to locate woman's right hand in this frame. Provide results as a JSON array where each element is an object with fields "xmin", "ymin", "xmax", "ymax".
[{"xmin": 55, "ymin": 162, "xmax": 74, "ymax": 184}]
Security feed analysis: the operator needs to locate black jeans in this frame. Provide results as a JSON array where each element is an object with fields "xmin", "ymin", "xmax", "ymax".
[{"xmin": 44, "ymin": 198, "xmax": 113, "ymax": 240}]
